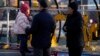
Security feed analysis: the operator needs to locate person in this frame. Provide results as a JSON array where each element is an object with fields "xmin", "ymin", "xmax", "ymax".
[
  {"xmin": 30, "ymin": 0, "xmax": 55, "ymax": 56},
  {"xmin": 13, "ymin": 2, "xmax": 31, "ymax": 56},
  {"xmin": 63, "ymin": 2, "xmax": 84, "ymax": 56}
]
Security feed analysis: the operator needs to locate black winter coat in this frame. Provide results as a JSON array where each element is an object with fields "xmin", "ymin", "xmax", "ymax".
[
  {"xmin": 31, "ymin": 9, "xmax": 55, "ymax": 48},
  {"xmin": 63, "ymin": 11, "xmax": 84, "ymax": 47}
]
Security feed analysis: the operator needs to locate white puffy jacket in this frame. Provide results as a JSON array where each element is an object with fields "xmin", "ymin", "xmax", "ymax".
[{"xmin": 12, "ymin": 11, "xmax": 30, "ymax": 34}]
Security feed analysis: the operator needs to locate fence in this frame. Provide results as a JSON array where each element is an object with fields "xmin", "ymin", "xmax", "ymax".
[{"xmin": 0, "ymin": 5, "xmax": 99, "ymax": 48}]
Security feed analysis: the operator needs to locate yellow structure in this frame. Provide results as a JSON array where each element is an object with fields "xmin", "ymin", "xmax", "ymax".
[
  {"xmin": 51, "ymin": 35, "xmax": 58, "ymax": 47},
  {"xmin": 3, "ymin": 44, "xmax": 10, "ymax": 49},
  {"xmin": 83, "ymin": 15, "xmax": 92, "ymax": 51},
  {"xmin": 54, "ymin": 13, "xmax": 66, "ymax": 21},
  {"xmin": 51, "ymin": 13, "xmax": 66, "ymax": 47},
  {"xmin": 83, "ymin": 15, "xmax": 98, "ymax": 51},
  {"xmin": 32, "ymin": 0, "xmax": 38, "ymax": 7},
  {"xmin": 27, "ymin": 34, "xmax": 32, "ymax": 48}
]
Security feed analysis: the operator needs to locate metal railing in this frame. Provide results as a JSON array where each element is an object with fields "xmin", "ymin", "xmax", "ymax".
[{"xmin": 0, "ymin": 5, "xmax": 99, "ymax": 48}]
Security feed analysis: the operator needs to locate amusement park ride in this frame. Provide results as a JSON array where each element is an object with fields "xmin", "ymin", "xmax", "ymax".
[
  {"xmin": 0, "ymin": 0, "xmax": 99, "ymax": 54},
  {"xmin": 52, "ymin": 0, "xmax": 100, "ymax": 52}
]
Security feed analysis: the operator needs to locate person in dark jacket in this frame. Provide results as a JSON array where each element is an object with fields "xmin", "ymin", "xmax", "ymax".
[
  {"xmin": 63, "ymin": 2, "xmax": 84, "ymax": 56},
  {"xmin": 30, "ymin": 0, "xmax": 55, "ymax": 56}
]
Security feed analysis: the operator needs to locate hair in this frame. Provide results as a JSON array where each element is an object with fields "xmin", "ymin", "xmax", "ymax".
[
  {"xmin": 38, "ymin": 0, "xmax": 48, "ymax": 8},
  {"xmin": 68, "ymin": 2, "xmax": 78, "ymax": 11}
]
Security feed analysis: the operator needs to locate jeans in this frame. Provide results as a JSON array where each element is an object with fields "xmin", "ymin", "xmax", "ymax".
[{"xmin": 17, "ymin": 34, "xmax": 29, "ymax": 56}]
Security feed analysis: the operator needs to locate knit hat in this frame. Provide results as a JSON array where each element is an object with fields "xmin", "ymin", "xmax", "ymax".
[
  {"xmin": 68, "ymin": 2, "xmax": 78, "ymax": 11},
  {"xmin": 20, "ymin": 2, "xmax": 30, "ymax": 16},
  {"xmin": 38, "ymin": 0, "xmax": 48, "ymax": 8}
]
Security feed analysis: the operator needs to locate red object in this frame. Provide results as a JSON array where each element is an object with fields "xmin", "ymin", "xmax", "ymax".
[
  {"xmin": 20, "ymin": 3, "xmax": 30, "ymax": 17},
  {"xmin": 22, "ymin": 0, "xmax": 29, "ymax": 5}
]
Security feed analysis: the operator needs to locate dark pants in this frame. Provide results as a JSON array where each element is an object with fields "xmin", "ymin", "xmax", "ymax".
[
  {"xmin": 68, "ymin": 46, "xmax": 83, "ymax": 56},
  {"xmin": 33, "ymin": 47, "xmax": 50, "ymax": 56},
  {"xmin": 17, "ymin": 34, "xmax": 28, "ymax": 56}
]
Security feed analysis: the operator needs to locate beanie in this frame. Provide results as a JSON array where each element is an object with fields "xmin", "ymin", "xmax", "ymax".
[
  {"xmin": 20, "ymin": 3, "xmax": 30, "ymax": 16},
  {"xmin": 38, "ymin": 0, "xmax": 48, "ymax": 8},
  {"xmin": 68, "ymin": 2, "xmax": 78, "ymax": 11}
]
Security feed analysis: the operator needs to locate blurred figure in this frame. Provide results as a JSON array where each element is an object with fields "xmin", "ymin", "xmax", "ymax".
[
  {"xmin": 13, "ymin": 2, "xmax": 31, "ymax": 56},
  {"xmin": 63, "ymin": 2, "xmax": 84, "ymax": 56},
  {"xmin": 0, "ymin": 0, "xmax": 4, "ymax": 6},
  {"xmin": 30, "ymin": 0, "xmax": 55, "ymax": 56}
]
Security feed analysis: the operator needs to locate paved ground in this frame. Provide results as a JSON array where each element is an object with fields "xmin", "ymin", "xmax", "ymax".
[
  {"xmin": 0, "ymin": 49, "xmax": 100, "ymax": 56},
  {"xmin": 0, "ymin": 35, "xmax": 100, "ymax": 56}
]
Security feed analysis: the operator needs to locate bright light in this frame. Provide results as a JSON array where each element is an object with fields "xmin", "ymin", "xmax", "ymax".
[
  {"xmin": 48, "ymin": 0, "xmax": 51, "ymax": 2},
  {"xmin": 91, "ymin": 46, "xmax": 96, "ymax": 51},
  {"xmin": 20, "ymin": 1, "xmax": 25, "ymax": 4},
  {"xmin": 95, "ymin": 24, "xmax": 97, "ymax": 28},
  {"xmin": 90, "ymin": 19, "xmax": 93, "ymax": 23}
]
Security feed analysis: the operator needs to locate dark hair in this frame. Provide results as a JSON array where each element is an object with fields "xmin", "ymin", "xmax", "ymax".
[
  {"xmin": 68, "ymin": 2, "xmax": 78, "ymax": 11},
  {"xmin": 38, "ymin": 0, "xmax": 48, "ymax": 8}
]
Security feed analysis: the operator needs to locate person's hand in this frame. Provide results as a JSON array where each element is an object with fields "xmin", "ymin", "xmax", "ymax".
[
  {"xmin": 29, "ymin": 16, "xmax": 33, "ymax": 21},
  {"xmin": 63, "ymin": 26, "xmax": 67, "ymax": 32}
]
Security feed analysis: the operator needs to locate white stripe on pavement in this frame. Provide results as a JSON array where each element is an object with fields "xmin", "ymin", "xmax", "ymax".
[{"xmin": 0, "ymin": 52, "xmax": 20, "ymax": 53}]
